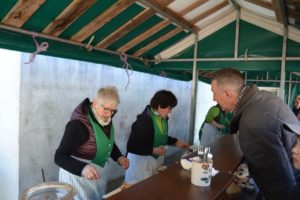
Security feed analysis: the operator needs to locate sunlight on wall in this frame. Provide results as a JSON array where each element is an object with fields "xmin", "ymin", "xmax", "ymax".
[{"xmin": 0, "ymin": 48, "xmax": 20, "ymax": 200}]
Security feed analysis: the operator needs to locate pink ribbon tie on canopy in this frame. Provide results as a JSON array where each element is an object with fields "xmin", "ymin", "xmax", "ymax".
[{"xmin": 25, "ymin": 32, "xmax": 49, "ymax": 64}]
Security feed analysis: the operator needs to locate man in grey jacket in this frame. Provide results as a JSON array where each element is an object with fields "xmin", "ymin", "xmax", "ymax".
[{"xmin": 211, "ymin": 68, "xmax": 300, "ymax": 200}]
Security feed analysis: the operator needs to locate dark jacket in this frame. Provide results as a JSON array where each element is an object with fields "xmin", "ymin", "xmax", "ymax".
[
  {"xmin": 54, "ymin": 98, "xmax": 122, "ymax": 176},
  {"xmin": 127, "ymin": 105, "xmax": 177, "ymax": 155},
  {"xmin": 230, "ymin": 85, "xmax": 299, "ymax": 200},
  {"xmin": 290, "ymin": 184, "xmax": 300, "ymax": 200}
]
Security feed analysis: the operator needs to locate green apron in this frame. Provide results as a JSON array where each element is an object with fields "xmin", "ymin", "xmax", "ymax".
[
  {"xmin": 88, "ymin": 111, "xmax": 115, "ymax": 167},
  {"xmin": 150, "ymin": 108, "xmax": 168, "ymax": 159}
]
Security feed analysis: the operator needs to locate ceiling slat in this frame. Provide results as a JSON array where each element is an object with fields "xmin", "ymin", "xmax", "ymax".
[
  {"xmin": 42, "ymin": 0, "xmax": 96, "ymax": 36},
  {"xmin": 178, "ymin": 0, "xmax": 208, "ymax": 16},
  {"xmin": 117, "ymin": 0, "xmax": 203, "ymax": 53},
  {"xmin": 71, "ymin": 0, "xmax": 135, "ymax": 42},
  {"xmin": 288, "ymin": 8, "xmax": 300, "ymax": 20},
  {"xmin": 96, "ymin": 8, "xmax": 155, "ymax": 48},
  {"xmin": 190, "ymin": 1, "xmax": 229, "ymax": 24},
  {"xmin": 155, "ymin": 10, "xmax": 236, "ymax": 60},
  {"xmin": 2, "ymin": 0, "xmax": 45, "ymax": 28},
  {"xmin": 138, "ymin": 0, "xmax": 198, "ymax": 33},
  {"xmin": 244, "ymin": 0, "xmax": 273, "ymax": 10},
  {"xmin": 96, "ymin": 0, "xmax": 174, "ymax": 49},
  {"xmin": 133, "ymin": 27, "xmax": 182, "ymax": 56},
  {"xmin": 117, "ymin": 20, "xmax": 170, "ymax": 53},
  {"xmin": 271, "ymin": 0, "xmax": 286, "ymax": 24},
  {"xmin": 286, "ymin": 0, "xmax": 300, "ymax": 8}
]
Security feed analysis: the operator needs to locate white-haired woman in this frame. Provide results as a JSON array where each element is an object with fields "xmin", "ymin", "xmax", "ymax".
[{"xmin": 55, "ymin": 86, "xmax": 129, "ymax": 200}]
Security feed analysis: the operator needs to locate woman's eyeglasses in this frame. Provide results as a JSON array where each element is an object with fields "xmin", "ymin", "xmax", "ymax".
[{"xmin": 100, "ymin": 104, "xmax": 118, "ymax": 114}]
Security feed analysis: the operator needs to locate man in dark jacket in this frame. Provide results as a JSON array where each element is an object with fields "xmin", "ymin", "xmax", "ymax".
[{"xmin": 211, "ymin": 68, "xmax": 300, "ymax": 200}]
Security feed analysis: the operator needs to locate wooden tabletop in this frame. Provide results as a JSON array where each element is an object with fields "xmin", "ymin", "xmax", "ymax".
[{"xmin": 106, "ymin": 134, "xmax": 243, "ymax": 200}]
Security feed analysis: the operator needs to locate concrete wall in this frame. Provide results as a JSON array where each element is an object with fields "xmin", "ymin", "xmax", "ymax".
[
  {"xmin": 0, "ymin": 49, "xmax": 21, "ymax": 200},
  {"xmin": 19, "ymin": 53, "xmax": 193, "ymax": 193}
]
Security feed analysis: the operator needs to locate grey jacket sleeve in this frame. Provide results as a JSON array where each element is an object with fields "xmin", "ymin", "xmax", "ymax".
[{"xmin": 239, "ymin": 128, "xmax": 296, "ymax": 200}]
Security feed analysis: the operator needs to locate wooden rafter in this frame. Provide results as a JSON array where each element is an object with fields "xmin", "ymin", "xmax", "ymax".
[
  {"xmin": 138, "ymin": 0, "xmax": 198, "ymax": 33},
  {"xmin": 118, "ymin": 0, "xmax": 205, "ymax": 53},
  {"xmin": 244, "ymin": 0, "xmax": 273, "ymax": 10},
  {"xmin": 117, "ymin": 20, "xmax": 170, "ymax": 53},
  {"xmin": 71, "ymin": 0, "xmax": 135, "ymax": 42},
  {"xmin": 190, "ymin": 1, "xmax": 229, "ymax": 24},
  {"xmin": 96, "ymin": 8, "xmax": 155, "ymax": 48},
  {"xmin": 177, "ymin": 0, "xmax": 208, "ymax": 16},
  {"xmin": 288, "ymin": 8, "xmax": 300, "ymax": 20},
  {"xmin": 96, "ymin": 0, "xmax": 174, "ymax": 49},
  {"xmin": 286, "ymin": 0, "xmax": 300, "ymax": 8},
  {"xmin": 133, "ymin": 27, "xmax": 182, "ymax": 56},
  {"xmin": 43, "ymin": 0, "xmax": 96, "ymax": 36},
  {"xmin": 271, "ymin": 0, "xmax": 288, "ymax": 25},
  {"xmin": 155, "ymin": 9, "xmax": 236, "ymax": 61},
  {"xmin": 2, "ymin": 0, "xmax": 45, "ymax": 28}
]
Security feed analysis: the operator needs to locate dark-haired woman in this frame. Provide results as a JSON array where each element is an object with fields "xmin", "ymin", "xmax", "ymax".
[{"xmin": 125, "ymin": 90, "xmax": 188, "ymax": 185}]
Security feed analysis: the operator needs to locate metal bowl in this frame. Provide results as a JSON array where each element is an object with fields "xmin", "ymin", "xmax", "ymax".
[{"xmin": 21, "ymin": 182, "xmax": 76, "ymax": 200}]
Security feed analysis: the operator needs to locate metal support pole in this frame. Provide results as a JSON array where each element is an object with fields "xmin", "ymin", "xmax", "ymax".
[
  {"xmin": 288, "ymin": 72, "xmax": 292, "ymax": 105},
  {"xmin": 189, "ymin": 34, "xmax": 198, "ymax": 145},
  {"xmin": 278, "ymin": 28, "xmax": 287, "ymax": 100},
  {"xmin": 0, "ymin": 23, "xmax": 145, "ymax": 62},
  {"xmin": 234, "ymin": 9, "xmax": 240, "ymax": 58}
]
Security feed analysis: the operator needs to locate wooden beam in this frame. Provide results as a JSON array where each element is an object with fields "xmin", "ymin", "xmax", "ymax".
[
  {"xmin": 155, "ymin": 10, "xmax": 236, "ymax": 60},
  {"xmin": 117, "ymin": 20, "xmax": 170, "ymax": 52},
  {"xmin": 244, "ymin": 0, "xmax": 273, "ymax": 10},
  {"xmin": 177, "ymin": 0, "xmax": 208, "ymax": 16},
  {"xmin": 96, "ymin": 0, "xmax": 174, "ymax": 49},
  {"xmin": 117, "ymin": 0, "xmax": 204, "ymax": 53},
  {"xmin": 71, "ymin": 0, "xmax": 135, "ymax": 42},
  {"xmin": 271, "ymin": 0, "xmax": 288, "ymax": 26},
  {"xmin": 43, "ymin": 0, "xmax": 96, "ymax": 36},
  {"xmin": 97, "ymin": 8, "xmax": 155, "ymax": 48},
  {"xmin": 286, "ymin": 0, "xmax": 300, "ymax": 8},
  {"xmin": 2, "ymin": 0, "xmax": 45, "ymax": 27},
  {"xmin": 133, "ymin": 27, "xmax": 182, "ymax": 56},
  {"xmin": 138, "ymin": 0, "xmax": 198, "ymax": 33},
  {"xmin": 190, "ymin": 1, "xmax": 229, "ymax": 24},
  {"xmin": 288, "ymin": 8, "xmax": 300, "ymax": 20}
]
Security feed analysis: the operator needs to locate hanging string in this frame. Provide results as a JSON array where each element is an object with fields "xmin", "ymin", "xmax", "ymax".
[
  {"xmin": 86, "ymin": 35, "xmax": 94, "ymax": 52},
  {"xmin": 25, "ymin": 32, "xmax": 49, "ymax": 64},
  {"xmin": 120, "ymin": 53, "xmax": 133, "ymax": 90}
]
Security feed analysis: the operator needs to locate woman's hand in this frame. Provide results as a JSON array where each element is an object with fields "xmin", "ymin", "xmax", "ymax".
[
  {"xmin": 81, "ymin": 164, "xmax": 100, "ymax": 180},
  {"xmin": 153, "ymin": 146, "xmax": 166, "ymax": 156},
  {"xmin": 118, "ymin": 156, "xmax": 129, "ymax": 169},
  {"xmin": 175, "ymin": 140, "xmax": 189, "ymax": 149}
]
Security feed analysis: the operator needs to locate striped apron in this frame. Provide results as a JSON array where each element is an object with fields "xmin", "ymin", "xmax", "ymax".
[
  {"xmin": 59, "ymin": 157, "xmax": 108, "ymax": 200},
  {"xmin": 125, "ymin": 152, "xmax": 164, "ymax": 184}
]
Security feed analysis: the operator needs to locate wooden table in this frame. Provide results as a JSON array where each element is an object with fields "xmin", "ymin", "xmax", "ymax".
[{"xmin": 106, "ymin": 134, "xmax": 243, "ymax": 200}]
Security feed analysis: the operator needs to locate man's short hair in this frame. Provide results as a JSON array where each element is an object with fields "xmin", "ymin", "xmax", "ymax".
[{"xmin": 212, "ymin": 68, "xmax": 245, "ymax": 92}]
